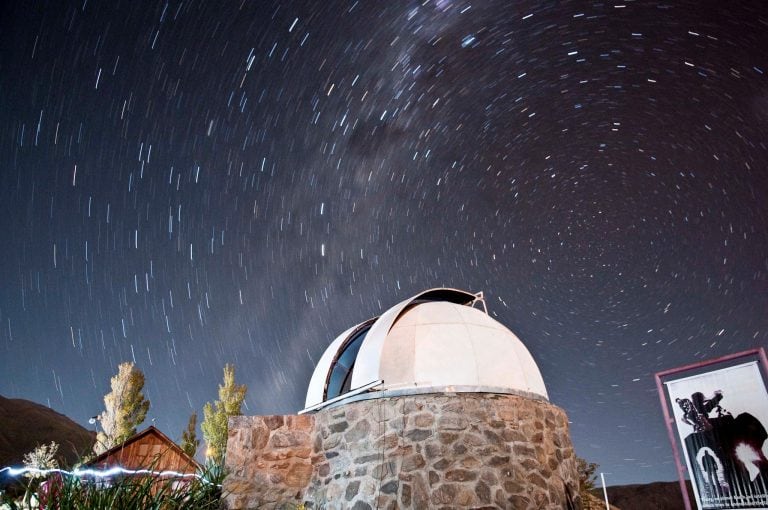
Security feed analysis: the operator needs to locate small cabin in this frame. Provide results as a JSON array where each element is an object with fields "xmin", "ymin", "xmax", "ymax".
[{"xmin": 87, "ymin": 426, "xmax": 200, "ymax": 476}]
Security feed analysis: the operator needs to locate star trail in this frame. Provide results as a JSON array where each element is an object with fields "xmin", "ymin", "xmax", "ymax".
[{"xmin": 1, "ymin": 0, "xmax": 766, "ymax": 485}]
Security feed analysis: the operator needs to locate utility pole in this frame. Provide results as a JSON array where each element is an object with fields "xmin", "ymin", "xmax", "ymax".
[{"xmin": 600, "ymin": 472, "xmax": 610, "ymax": 510}]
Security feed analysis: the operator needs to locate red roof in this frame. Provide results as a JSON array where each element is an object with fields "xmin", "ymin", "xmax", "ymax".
[{"xmin": 86, "ymin": 425, "xmax": 201, "ymax": 473}]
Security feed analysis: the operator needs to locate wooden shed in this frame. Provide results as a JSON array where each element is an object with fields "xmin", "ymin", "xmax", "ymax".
[{"xmin": 87, "ymin": 426, "xmax": 200, "ymax": 475}]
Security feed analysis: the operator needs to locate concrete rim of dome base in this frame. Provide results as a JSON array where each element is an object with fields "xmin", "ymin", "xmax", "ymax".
[{"xmin": 301, "ymin": 385, "xmax": 550, "ymax": 414}]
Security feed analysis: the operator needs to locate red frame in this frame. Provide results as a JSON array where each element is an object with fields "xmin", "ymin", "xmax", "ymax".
[{"xmin": 654, "ymin": 347, "xmax": 768, "ymax": 510}]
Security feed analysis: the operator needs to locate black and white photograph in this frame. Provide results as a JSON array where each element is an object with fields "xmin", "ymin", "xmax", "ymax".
[{"xmin": 666, "ymin": 362, "xmax": 768, "ymax": 509}]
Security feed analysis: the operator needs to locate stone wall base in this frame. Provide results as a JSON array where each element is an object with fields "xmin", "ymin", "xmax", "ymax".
[{"xmin": 224, "ymin": 393, "xmax": 581, "ymax": 509}]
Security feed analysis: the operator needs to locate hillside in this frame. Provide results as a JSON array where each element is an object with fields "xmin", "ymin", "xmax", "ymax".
[
  {"xmin": 0, "ymin": 395, "xmax": 95, "ymax": 469},
  {"xmin": 597, "ymin": 480, "xmax": 695, "ymax": 510}
]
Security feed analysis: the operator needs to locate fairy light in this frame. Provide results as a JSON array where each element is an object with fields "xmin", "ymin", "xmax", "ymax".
[{"xmin": 0, "ymin": 466, "xmax": 221, "ymax": 486}]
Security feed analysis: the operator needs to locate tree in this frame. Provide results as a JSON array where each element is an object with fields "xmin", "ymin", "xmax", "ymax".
[
  {"xmin": 576, "ymin": 455, "xmax": 600, "ymax": 509},
  {"xmin": 94, "ymin": 361, "xmax": 150, "ymax": 455},
  {"xmin": 181, "ymin": 412, "xmax": 200, "ymax": 458},
  {"xmin": 201, "ymin": 363, "xmax": 247, "ymax": 465}
]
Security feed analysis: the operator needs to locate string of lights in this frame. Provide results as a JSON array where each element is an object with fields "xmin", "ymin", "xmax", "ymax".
[{"xmin": 0, "ymin": 466, "xmax": 221, "ymax": 486}]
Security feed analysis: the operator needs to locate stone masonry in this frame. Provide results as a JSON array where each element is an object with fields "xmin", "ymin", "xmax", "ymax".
[
  {"xmin": 225, "ymin": 414, "xmax": 315, "ymax": 508},
  {"xmin": 224, "ymin": 393, "xmax": 580, "ymax": 509}
]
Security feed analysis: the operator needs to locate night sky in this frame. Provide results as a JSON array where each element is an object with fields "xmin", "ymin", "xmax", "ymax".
[{"xmin": 1, "ymin": 0, "xmax": 767, "ymax": 486}]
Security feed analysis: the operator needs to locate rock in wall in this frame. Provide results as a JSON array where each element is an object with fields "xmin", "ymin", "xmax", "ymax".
[{"xmin": 224, "ymin": 415, "xmax": 314, "ymax": 509}]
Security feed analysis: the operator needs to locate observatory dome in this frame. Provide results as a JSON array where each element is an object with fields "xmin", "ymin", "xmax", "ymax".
[{"xmin": 303, "ymin": 288, "xmax": 548, "ymax": 412}]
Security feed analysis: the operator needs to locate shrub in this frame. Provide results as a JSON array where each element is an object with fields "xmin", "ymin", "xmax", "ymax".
[{"xmin": 0, "ymin": 464, "xmax": 225, "ymax": 510}]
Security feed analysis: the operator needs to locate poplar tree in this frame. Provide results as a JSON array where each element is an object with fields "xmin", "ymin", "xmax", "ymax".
[
  {"xmin": 94, "ymin": 362, "xmax": 150, "ymax": 455},
  {"xmin": 201, "ymin": 363, "xmax": 247, "ymax": 464},
  {"xmin": 181, "ymin": 412, "xmax": 200, "ymax": 458}
]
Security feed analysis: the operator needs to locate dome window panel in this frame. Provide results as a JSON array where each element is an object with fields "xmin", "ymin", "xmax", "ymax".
[{"xmin": 324, "ymin": 320, "xmax": 374, "ymax": 400}]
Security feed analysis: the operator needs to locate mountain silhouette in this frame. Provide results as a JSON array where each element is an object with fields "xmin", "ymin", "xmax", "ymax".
[{"xmin": 0, "ymin": 395, "xmax": 94, "ymax": 469}]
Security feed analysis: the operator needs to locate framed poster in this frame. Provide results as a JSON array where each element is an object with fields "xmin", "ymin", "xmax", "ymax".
[{"xmin": 657, "ymin": 350, "xmax": 768, "ymax": 510}]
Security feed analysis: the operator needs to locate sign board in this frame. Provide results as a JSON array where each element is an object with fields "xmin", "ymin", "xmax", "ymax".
[{"xmin": 657, "ymin": 350, "xmax": 768, "ymax": 510}]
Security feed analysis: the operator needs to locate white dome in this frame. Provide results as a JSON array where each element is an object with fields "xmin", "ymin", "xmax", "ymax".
[{"xmin": 303, "ymin": 288, "xmax": 548, "ymax": 412}]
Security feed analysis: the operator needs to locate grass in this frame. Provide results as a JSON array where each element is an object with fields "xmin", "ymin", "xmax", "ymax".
[{"xmin": 0, "ymin": 464, "xmax": 225, "ymax": 510}]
